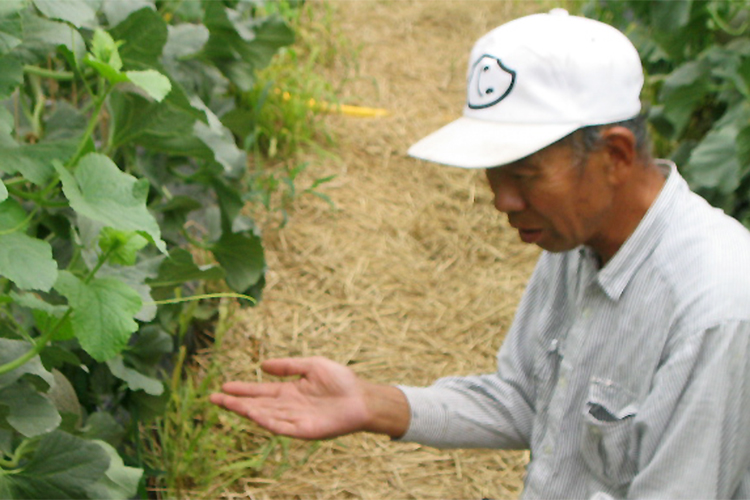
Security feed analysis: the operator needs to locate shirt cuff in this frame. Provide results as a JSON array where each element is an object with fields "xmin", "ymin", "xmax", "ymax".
[{"xmin": 393, "ymin": 385, "xmax": 451, "ymax": 445}]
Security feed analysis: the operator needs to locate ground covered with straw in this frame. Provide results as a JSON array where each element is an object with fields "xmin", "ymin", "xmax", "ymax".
[{"xmin": 212, "ymin": 1, "xmax": 547, "ymax": 498}]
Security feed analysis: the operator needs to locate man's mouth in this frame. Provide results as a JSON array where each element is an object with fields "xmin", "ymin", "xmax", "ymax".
[{"xmin": 517, "ymin": 228, "xmax": 543, "ymax": 244}]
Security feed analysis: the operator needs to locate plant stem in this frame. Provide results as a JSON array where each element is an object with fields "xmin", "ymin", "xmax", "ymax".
[
  {"xmin": 0, "ymin": 310, "xmax": 70, "ymax": 376},
  {"xmin": 23, "ymin": 65, "xmax": 75, "ymax": 81},
  {"xmin": 85, "ymin": 246, "xmax": 115, "ymax": 284},
  {"xmin": 67, "ymin": 79, "xmax": 111, "ymax": 168},
  {"xmin": 29, "ymin": 74, "xmax": 45, "ymax": 139}
]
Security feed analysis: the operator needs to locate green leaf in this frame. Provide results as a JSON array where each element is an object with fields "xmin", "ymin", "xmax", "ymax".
[
  {"xmin": 0, "ymin": 232, "xmax": 58, "ymax": 291},
  {"xmin": 660, "ymin": 59, "xmax": 711, "ymax": 138},
  {"xmin": 95, "ymin": 258, "xmax": 159, "ymax": 322},
  {"xmin": 164, "ymin": 23, "xmax": 209, "ymax": 60},
  {"xmin": 0, "ymin": 179, "xmax": 6, "ymax": 203},
  {"xmin": 80, "ymin": 412, "xmax": 125, "ymax": 447},
  {"xmin": 0, "ymin": 138, "xmax": 78, "ymax": 186},
  {"xmin": 16, "ymin": 14, "xmax": 87, "ymax": 64},
  {"xmin": 127, "ymin": 326, "xmax": 172, "ymax": 367},
  {"xmin": 0, "ymin": 53, "xmax": 22, "ymax": 99},
  {"xmin": 102, "ymin": 0, "xmax": 155, "ymax": 27},
  {"xmin": 106, "ymin": 356, "xmax": 163, "ymax": 395},
  {"xmin": 650, "ymin": 0, "xmax": 693, "ymax": 32},
  {"xmin": 99, "ymin": 228, "xmax": 148, "ymax": 266},
  {"xmin": 33, "ymin": 0, "xmax": 100, "ymax": 28},
  {"xmin": 0, "ymin": 338, "xmax": 54, "ymax": 389},
  {"xmin": 0, "ymin": 381, "xmax": 61, "ymax": 437},
  {"xmin": 124, "ymin": 69, "xmax": 171, "ymax": 102},
  {"xmin": 0, "ymin": 0, "xmax": 25, "ymax": 19},
  {"xmin": 90, "ymin": 28, "xmax": 122, "ymax": 71},
  {"xmin": 201, "ymin": 4, "xmax": 294, "ymax": 91},
  {"xmin": 148, "ymin": 247, "xmax": 224, "ymax": 288},
  {"xmin": 685, "ymin": 123, "xmax": 741, "ymax": 193},
  {"xmin": 191, "ymin": 97, "xmax": 246, "ymax": 177},
  {"xmin": 54, "ymin": 154, "xmax": 166, "ymax": 252},
  {"xmin": 737, "ymin": 124, "xmax": 750, "ymax": 171},
  {"xmin": 7, "ymin": 431, "xmax": 110, "ymax": 499},
  {"xmin": 0, "ymin": 5, "xmax": 23, "ymax": 56},
  {"xmin": 107, "ymin": 86, "xmax": 208, "ymax": 156},
  {"xmin": 210, "ymin": 230, "xmax": 265, "ymax": 293},
  {"xmin": 84, "ymin": 440, "xmax": 143, "ymax": 500},
  {"xmin": 109, "ymin": 6, "xmax": 167, "ymax": 67},
  {"xmin": 0, "ymin": 197, "xmax": 26, "ymax": 231},
  {"xmin": 54, "ymin": 271, "xmax": 142, "ymax": 362}
]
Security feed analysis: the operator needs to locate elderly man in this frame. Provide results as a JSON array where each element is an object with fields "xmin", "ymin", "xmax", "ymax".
[{"xmin": 211, "ymin": 10, "xmax": 750, "ymax": 499}]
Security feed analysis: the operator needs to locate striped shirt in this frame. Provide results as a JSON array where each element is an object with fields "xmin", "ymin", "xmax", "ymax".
[{"xmin": 398, "ymin": 161, "xmax": 750, "ymax": 499}]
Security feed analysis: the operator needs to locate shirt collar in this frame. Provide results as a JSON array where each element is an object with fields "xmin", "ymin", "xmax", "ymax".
[{"xmin": 587, "ymin": 160, "xmax": 684, "ymax": 301}]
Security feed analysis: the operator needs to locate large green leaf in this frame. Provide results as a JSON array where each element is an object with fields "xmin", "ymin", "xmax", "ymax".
[
  {"xmin": 6, "ymin": 431, "xmax": 110, "ymax": 499},
  {"xmin": 0, "ymin": 138, "xmax": 78, "ymax": 186},
  {"xmin": 0, "ymin": 53, "xmax": 22, "ymax": 99},
  {"xmin": 15, "ymin": 12, "xmax": 87, "ymax": 64},
  {"xmin": 102, "ymin": 0, "xmax": 155, "ymax": 27},
  {"xmin": 0, "ymin": 197, "xmax": 27, "ymax": 231},
  {"xmin": 108, "ymin": 84, "xmax": 208, "ymax": 156},
  {"xmin": 96, "ymin": 260, "xmax": 159, "ymax": 322},
  {"xmin": 210, "ymin": 230, "xmax": 265, "ymax": 293},
  {"xmin": 147, "ymin": 247, "xmax": 224, "ymax": 288},
  {"xmin": 54, "ymin": 271, "xmax": 142, "ymax": 362},
  {"xmin": 659, "ymin": 59, "xmax": 711, "ymax": 138},
  {"xmin": 0, "ymin": 4, "xmax": 23, "ymax": 56},
  {"xmin": 123, "ymin": 69, "xmax": 171, "ymax": 101},
  {"xmin": 191, "ymin": 97, "xmax": 246, "ymax": 177},
  {"xmin": 54, "ymin": 154, "xmax": 166, "ymax": 252},
  {"xmin": 0, "ymin": 338, "xmax": 54, "ymax": 390},
  {"xmin": 109, "ymin": 6, "xmax": 166, "ymax": 67},
  {"xmin": 650, "ymin": 0, "xmax": 693, "ymax": 33},
  {"xmin": 0, "ymin": 232, "xmax": 58, "ymax": 292},
  {"xmin": 201, "ymin": 3, "xmax": 294, "ymax": 91},
  {"xmin": 84, "ymin": 440, "xmax": 143, "ymax": 500},
  {"xmin": 106, "ymin": 356, "xmax": 163, "ymax": 396},
  {"xmin": 32, "ymin": 0, "xmax": 100, "ymax": 28},
  {"xmin": 685, "ymin": 123, "xmax": 741, "ymax": 193},
  {"xmin": 0, "ymin": 381, "xmax": 61, "ymax": 437}
]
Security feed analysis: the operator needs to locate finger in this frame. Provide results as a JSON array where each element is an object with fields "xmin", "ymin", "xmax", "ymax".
[
  {"xmin": 261, "ymin": 356, "xmax": 328, "ymax": 377},
  {"xmin": 219, "ymin": 381, "xmax": 282, "ymax": 398},
  {"xmin": 261, "ymin": 357, "xmax": 315, "ymax": 377}
]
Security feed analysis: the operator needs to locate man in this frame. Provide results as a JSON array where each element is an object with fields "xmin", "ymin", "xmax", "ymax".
[{"xmin": 211, "ymin": 9, "xmax": 750, "ymax": 499}]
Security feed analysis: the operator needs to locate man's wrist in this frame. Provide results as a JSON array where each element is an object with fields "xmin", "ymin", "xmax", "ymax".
[{"xmin": 361, "ymin": 382, "xmax": 411, "ymax": 438}]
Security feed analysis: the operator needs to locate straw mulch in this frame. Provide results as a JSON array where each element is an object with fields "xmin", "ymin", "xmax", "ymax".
[{"xmin": 212, "ymin": 1, "xmax": 546, "ymax": 498}]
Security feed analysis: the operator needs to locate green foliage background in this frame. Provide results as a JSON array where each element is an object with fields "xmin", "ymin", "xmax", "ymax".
[
  {"xmin": 586, "ymin": 0, "xmax": 750, "ymax": 227},
  {"xmin": 0, "ymin": 0, "xmax": 302, "ymax": 497}
]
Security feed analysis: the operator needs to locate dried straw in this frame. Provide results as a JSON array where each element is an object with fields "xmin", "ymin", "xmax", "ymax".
[{"xmin": 211, "ymin": 1, "xmax": 549, "ymax": 498}]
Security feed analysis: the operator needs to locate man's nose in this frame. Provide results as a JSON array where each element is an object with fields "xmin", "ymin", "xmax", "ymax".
[{"xmin": 493, "ymin": 180, "xmax": 525, "ymax": 213}]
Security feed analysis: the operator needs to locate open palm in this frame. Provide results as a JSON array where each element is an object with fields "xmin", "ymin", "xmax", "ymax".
[{"xmin": 210, "ymin": 357, "xmax": 371, "ymax": 440}]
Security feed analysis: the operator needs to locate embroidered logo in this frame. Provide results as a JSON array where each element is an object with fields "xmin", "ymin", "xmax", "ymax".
[{"xmin": 467, "ymin": 55, "xmax": 516, "ymax": 110}]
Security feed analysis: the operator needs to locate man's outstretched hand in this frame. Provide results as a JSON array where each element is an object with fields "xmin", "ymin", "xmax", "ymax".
[{"xmin": 210, "ymin": 356, "xmax": 410, "ymax": 440}]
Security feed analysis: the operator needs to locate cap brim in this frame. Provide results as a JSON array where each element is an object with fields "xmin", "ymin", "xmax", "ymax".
[{"xmin": 407, "ymin": 117, "xmax": 581, "ymax": 169}]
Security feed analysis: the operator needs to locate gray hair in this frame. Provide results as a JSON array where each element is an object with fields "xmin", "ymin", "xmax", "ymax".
[{"xmin": 555, "ymin": 114, "xmax": 652, "ymax": 165}]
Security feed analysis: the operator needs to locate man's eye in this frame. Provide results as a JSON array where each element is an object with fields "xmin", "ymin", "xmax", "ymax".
[{"xmin": 511, "ymin": 172, "xmax": 535, "ymax": 180}]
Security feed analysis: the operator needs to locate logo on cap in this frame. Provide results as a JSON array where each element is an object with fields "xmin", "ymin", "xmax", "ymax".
[{"xmin": 467, "ymin": 55, "xmax": 516, "ymax": 110}]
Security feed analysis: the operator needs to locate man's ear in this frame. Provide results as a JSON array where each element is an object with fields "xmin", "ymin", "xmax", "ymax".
[{"xmin": 600, "ymin": 126, "xmax": 637, "ymax": 184}]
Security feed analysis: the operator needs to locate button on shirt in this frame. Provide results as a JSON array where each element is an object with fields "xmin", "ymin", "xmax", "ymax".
[{"xmin": 397, "ymin": 162, "xmax": 750, "ymax": 499}]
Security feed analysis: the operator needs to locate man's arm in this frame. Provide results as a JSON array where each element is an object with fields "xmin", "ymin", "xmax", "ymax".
[
  {"xmin": 210, "ymin": 356, "xmax": 410, "ymax": 440},
  {"xmin": 619, "ymin": 320, "xmax": 750, "ymax": 499}
]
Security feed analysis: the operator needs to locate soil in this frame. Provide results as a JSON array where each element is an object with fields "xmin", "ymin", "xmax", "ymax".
[{"xmin": 213, "ymin": 1, "xmax": 549, "ymax": 498}]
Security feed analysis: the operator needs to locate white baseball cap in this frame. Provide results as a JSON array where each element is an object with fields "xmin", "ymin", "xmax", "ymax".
[{"xmin": 407, "ymin": 9, "xmax": 644, "ymax": 169}]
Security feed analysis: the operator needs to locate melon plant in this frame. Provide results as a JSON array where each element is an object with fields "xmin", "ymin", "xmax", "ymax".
[{"xmin": 0, "ymin": 0, "xmax": 294, "ymax": 497}]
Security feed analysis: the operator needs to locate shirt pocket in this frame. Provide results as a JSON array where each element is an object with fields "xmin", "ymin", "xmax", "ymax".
[{"xmin": 580, "ymin": 378, "xmax": 638, "ymax": 489}]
